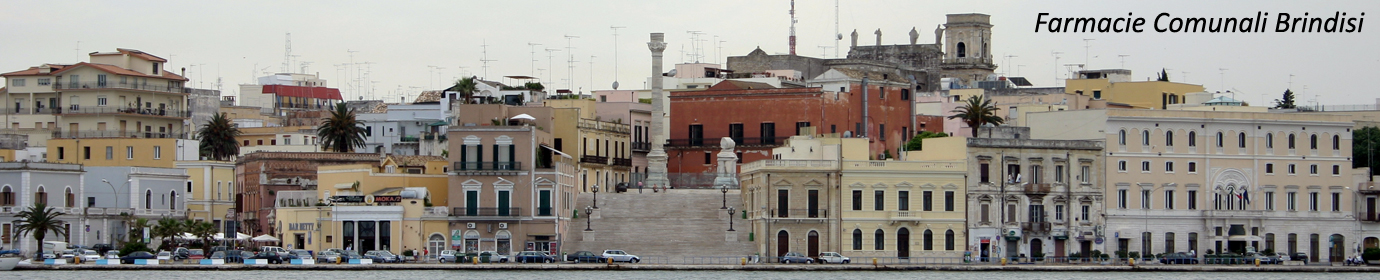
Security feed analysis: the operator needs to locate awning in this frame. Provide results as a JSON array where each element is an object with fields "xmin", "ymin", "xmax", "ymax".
[
  {"xmin": 252, "ymin": 234, "xmax": 280, "ymax": 242},
  {"xmin": 427, "ymin": 121, "xmax": 448, "ymax": 126}
]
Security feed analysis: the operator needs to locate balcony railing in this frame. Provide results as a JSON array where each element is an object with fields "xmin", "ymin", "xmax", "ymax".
[
  {"xmin": 449, "ymin": 207, "xmax": 523, "ymax": 217},
  {"xmin": 580, "ymin": 155, "xmax": 608, "ymax": 165},
  {"xmin": 55, "ymin": 82, "xmax": 188, "ymax": 94},
  {"xmin": 400, "ymin": 136, "xmax": 420, "ymax": 142},
  {"xmin": 423, "ymin": 133, "xmax": 448, "ymax": 141},
  {"xmin": 774, "ymin": 208, "xmax": 828, "ymax": 218},
  {"xmin": 667, "ymin": 136, "xmax": 790, "ymax": 148},
  {"xmin": 1024, "ymin": 183, "xmax": 1051, "ymax": 194},
  {"xmin": 612, "ymin": 158, "xmax": 632, "ymax": 167},
  {"xmin": 1022, "ymin": 222, "xmax": 1051, "ymax": 234},
  {"xmin": 536, "ymin": 207, "xmax": 554, "ymax": 217},
  {"xmin": 52, "ymin": 130, "xmax": 189, "ymax": 139},
  {"xmin": 631, "ymin": 142, "xmax": 651, "ymax": 152},
  {"xmin": 58, "ymin": 106, "xmax": 191, "ymax": 118},
  {"xmin": 3, "ymin": 107, "xmax": 58, "ymax": 114},
  {"xmin": 452, "ymin": 161, "xmax": 522, "ymax": 171},
  {"xmin": 1359, "ymin": 212, "xmax": 1379, "ymax": 222}
]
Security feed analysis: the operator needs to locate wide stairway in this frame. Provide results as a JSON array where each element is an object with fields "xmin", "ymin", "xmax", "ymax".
[{"xmin": 564, "ymin": 188, "xmax": 753, "ymax": 260}]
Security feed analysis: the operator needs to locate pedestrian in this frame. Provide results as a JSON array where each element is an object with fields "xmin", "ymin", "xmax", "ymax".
[
  {"xmin": 638, "ymin": 181, "xmax": 643, "ymax": 193},
  {"xmin": 423, "ymin": 248, "xmax": 429, "ymax": 262}
]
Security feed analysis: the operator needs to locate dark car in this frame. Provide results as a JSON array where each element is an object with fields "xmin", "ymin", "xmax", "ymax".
[
  {"xmin": 289, "ymin": 249, "xmax": 312, "ymax": 260},
  {"xmin": 342, "ymin": 250, "xmax": 364, "ymax": 263},
  {"xmin": 364, "ymin": 250, "xmax": 401, "ymax": 263},
  {"xmin": 515, "ymin": 251, "xmax": 556, "ymax": 263},
  {"xmin": 220, "ymin": 250, "xmax": 245, "ymax": 263},
  {"xmin": 120, "ymin": 251, "xmax": 157, "ymax": 264},
  {"xmin": 614, "ymin": 182, "xmax": 629, "ymax": 193},
  {"xmin": 92, "ymin": 244, "xmax": 114, "ymax": 255},
  {"xmin": 250, "ymin": 251, "xmax": 285, "ymax": 264},
  {"xmin": 778, "ymin": 252, "xmax": 813, "ymax": 264},
  {"xmin": 1289, "ymin": 252, "xmax": 1309, "ymax": 264},
  {"xmin": 1159, "ymin": 252, "xmax": 1198, "ymax": 264},
  {"xmin": 567, "ymin": 251, "xmax": 605, "ymax": 263}
]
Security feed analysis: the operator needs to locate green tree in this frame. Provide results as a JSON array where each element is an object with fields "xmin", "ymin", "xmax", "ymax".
[
  {"xmin": 152, "ymin": 218, "xmax": 184, "ymax": 250},
  {"xmin": 1355, "ymin": 126, "xmax": 1380, "ymax": 176},
  {"xmin": 1274, "ymin": 89, "xmax": 1297, "ymax": 109},
  {"xmin": 127, "ymin": 217, "xmax": 151, "ymax": 244},
  {"xmin": 523, "ymin": 81, "xmax": 545, "ymax": 92},
  {"xmin": 12, "ymin": 203, "xmax": 68, "ymax": 260},
  {"xmin": 948, "ymin": 95, "xmax": 1005, "ymax": 136},
  {"xmin": 452, "ymin": 77, "xmax": 478, "ymax": 104},
  {"xmin": 1157, "ymin": 68, "xmax": 1169, "ymax": 82},
  {"xmin": 188, "ymin": 220, "xmax": 217, "ymax": 250},
  {"xmin": 904, "ymin": 131, "xmax": 950, "ymax": 151},
  {"xmin": 317, "ymin": 103, "xmax": 368, "ymax": 153},
  {"xmin": 196, "ymin": 113, "xmax": 241, "ymax": 161}
]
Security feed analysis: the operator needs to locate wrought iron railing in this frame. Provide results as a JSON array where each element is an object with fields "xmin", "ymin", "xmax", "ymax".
[
  {"xmin": 631, "ymin": 142, "xmax": 651, "ymax": 152},
  {"xmin": 667, "ymin": 136, "xmax": 790, "ymax": 147},
  {"xmin": 55, "ymin": 82, "xmax": 188, "ymax": 94},
  {"xmin": 580, "ymin": 155, "xmax": 608, "ymax": 165},
  {"xmin": 449, "ymin": 207, "xmax": 522, "ymax": 217},
  {"xmin": 452, "ymin": 161, "xmax": 523, "ymax": 171},
  {"xmin": 774, "ymin": 208, "xmax": 828, "ymax": 218},
  {"xmin": 51, "ymin": 130, "xmax": 190, "ymax": 139},
  {"xmin": 612, "ymin": 158, "xmax": 632, "ymax": 167}
]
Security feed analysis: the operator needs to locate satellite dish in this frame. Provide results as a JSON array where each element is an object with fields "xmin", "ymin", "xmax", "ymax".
[
  {"xmin": 836, "ymin": 33, "xmax": 843, "ymax": 40},
  {"xmin": 612, "ymin": 81, "xmax": 620, "ymax": 90}
]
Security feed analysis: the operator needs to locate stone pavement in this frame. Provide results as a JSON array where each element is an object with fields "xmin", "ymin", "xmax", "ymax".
[{"xmin": 561, "ymin": 188, "xmax": 754, "ymax": 259}]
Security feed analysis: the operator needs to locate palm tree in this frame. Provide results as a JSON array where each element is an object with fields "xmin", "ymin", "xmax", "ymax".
[
  {"xmin": 152, "ymin": 218, "xmax": 183, "ymax": 250},
  {"xmin": 948, "ymin": 95, "xmax": 1005, "ymax": 136},
  {"xmin": 317, "ymin": 103, "xmax": 368, "ymax": 153},
  {"xmin": 12, "ymin": 203, "xmax": 68, "ymax": 260},
  {"xmin": 453, "ymin": 77, "xmax": 477, "ymax": 104},
  {"xmin": 189, "ymin": 221, "xmax": 217, "ymax": 250},
  {"xmin": 197, "ymin": 113, "xmax": 241, "ymax": 161},
  {"xmin": 127, "ymin": 217, "xmax": 150, "ymax": 244}
]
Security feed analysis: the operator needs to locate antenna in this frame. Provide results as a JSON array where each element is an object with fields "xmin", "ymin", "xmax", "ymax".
[
  {"xmin": 1082, "ymin": 39, "xmax": 1094, "ymax": 68},
  {"xmin": 544, "ymin": 48, "xmax": 562, "ymax": 85},
  {"xmin": 1003, "ymin": 55, "xmax": 1018, "ymax": 76},
  {"xmin": 611, "ymin": 26, "xmax": 625, "ymax": 90},
  {"xmin": 1051, "ymin": 51, "xmax": 1063, "ymax": 86},
  {"xmin": 686, "ymin": 31, "xmax": 702, "ymax": 63},
  {"xmin": 834, "ymin": 0, "xmax": 840, "ymax": 58},
  {"xmin": 528, "ymin": 43, "xmax": 542, "ymax": 77},
  {"xmin": 1219, "ymin": 68, "xmax": 1229, "ymax": 92},
  {"xmin": 589, "ymin": 55, "xmax": 596, "ymax": 92},
  {"xmin": 481, "ymin": 41, "xmax": 498, "ymax": 80},
  {"xmin": 1117, "ymin": 54, "xmax": 1130, "ymax": 69},
  {"xmin": 283, "ymin": 33, "xmax": 292, "ymax": 73},
  {"xmin": 564, "ymin": 35, "xmax": 579, "ymax": 90},
  {"xmin": 299, "ymin": 61, "xmax": 312, "ymax": 75},
  {"xmin": 75, "ymin": 41, "xmax": 81, "ymax": 63},
  {"xmin": 818, "ymin": 46, "xmax": 833, "ymax": 57},
  {"xmin": 789, "ymin": 0, "xmax": 797, "ymax": 55}
]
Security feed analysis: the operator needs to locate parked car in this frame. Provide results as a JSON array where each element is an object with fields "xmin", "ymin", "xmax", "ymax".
[
  {"xmin": 1245, "ymin": 252, "xmax": 1281, "ymax": 264},
  {"xmin": 172, "ymin": 247, "xmax": 190, "ymax": 260},
  {"xmin": 601, "ymin": 250, "xmax": 640, "ymax": 263},
  {"xmin": 81, "ymin": 250, "xmax": 101, "ymax": 262},
  {"xmin": 567, "ymin": 251, "xmax": 605, "ymax": 263},
  {"xmin": 816, "ymin": 252, "xmax": 850, "ymax": 264},
  {"xmin": 1159, "ymin": 252, "xmax": 1198, "ymax": 264},
  {"xmin": 438, "ymin": 250, "xmax": 459, "ymax": 263},
  {"xmin": 210, "ymin": 251, "xmax": 225, "ymax": 261},
  {"xmin": 92, "ymin": 244, "xmax": 114, "ymax": 256},
  {"xmin": 221, "ymin": 250, "xmax": 246, "ymax": 263},
  {"xmin": 103, "ymin": 251, "xmax": 120, "ymax": 259},
  {"xmin": 156, "ymin": 251, "xmax": 173, "ymax": 262},
  {"xmin": 240, "ymin": 250, "xmax": 256, "ymax": 262},
  {"xmin": 515, "ymin": 251, "xmax": 556, "ymax": 263},
  {"xmin": 476, "ymin": 251, "xmax": 509, "ymax": 263},
  {"xmin": 778, "ymin": 252, "xmax": 813, "ymax": 264},
  {"xmin": 60, "ymin": 249, "xmax": 77, "ymax": 260},
  {"xmin": 365, "ymin": 250, "xmax": 401, "ymax": 263},
  {"xmin": 1289, "ymin": 252, "xmax": 1309, "ymax": 264},
  {"xmin": 188, "ymin": 249, "xmax": 205, "ymax": 260},
  {"xmin": 290, "ymin": 249, "xmax": 312, "ymax": 260},
  {"xmin": 316, "ymin": 251, "xmax": 342, "ymax": 263},
  {"xmin": 614, "ymin": 182, "xmax": 629, "ymax": 193},
  {"xmin": 342, "ymin": 251, "xmax": 364, "ymax": 263},
  {"xmin": 120, "ymin": 251, "xmax": 156, "ymax": 264},
  {"xmin": 250, "ymin": 251, "xmax": 285, "ymax": 264}
]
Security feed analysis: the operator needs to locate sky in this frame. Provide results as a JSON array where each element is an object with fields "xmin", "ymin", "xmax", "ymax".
[{"xmin": 1, "ymin": 0, "xmax": 1376, "ymax": 107}]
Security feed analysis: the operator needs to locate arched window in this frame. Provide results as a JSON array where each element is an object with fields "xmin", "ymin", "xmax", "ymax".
[
  {"xmin": 169, "ymin": 190, "xmax": 177, "ymax": 210},
  {"xmin": 145, "ymin": 189, "xmax": 152, "ymax": 209},
  {"xmin": 35, "ymin": 186, "xmax": 47, "ymax": 206},
  {"xmin": 945, "ymin": 230, "xmax": 956, "ymax": 250},
  {"xmin": 65, "ymin": 187, "xmax": 74, "ymax": 207},
  {"xmin": 1288, "ymin": 134, "xmax": 1296, "ymax": 149},
  {"xmin": 1216, "ymin": 132, "xmax": 1224, "ymax": 147},
  {"xmin": 1267, "ymin": 133, "xmax": 1274, "ymax": 148},
  {"xmin": 1238, "ymin": 132, "xmax": 1247, "ymax": 148},
  {"xmin": 1165, "ymin": 131, "xmax": 1174, "ymax": 146},
  {"xmin": 1141, "ymin": 130, "xmax": 1150, "ymax": 146},
  {"xmin": 1310, "ymin": 134, "xmax": 1318, "ymax": 150},
  {"xmin": 1118, "ymin": 130, "xmax": 1127, "ymax": 146},
  {"xmin": 1, "ymin": 186, "xmax": 13, "ymax": 206},
  {"xmin": 1188, "ymin": 131, "xmax": 1197, "ymax": 147},
  {"xmin": 923, "ymin": 229, "xmax": 934, "ymax": 250},
  {"xmin": 852, "ymin": 229, "xmax": 863, "ymax": 250},
  {"xmin": 956, "ymin": 42, "xmax": 967, "ymax": 58},
  {"xmin": 874, "ymin": 229, "xmax": 885, "ymax": 250},
  {"xmin": 1333, "ymin": 135, "xmax": 1340, "ymax": 150}
]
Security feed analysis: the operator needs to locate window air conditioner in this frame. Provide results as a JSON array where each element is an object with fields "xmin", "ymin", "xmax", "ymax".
[
  {"xmin": 498, "ymin": 223, "xmax": 508, "ymax": 229},
  {"xmin": 466, "ymin": 222, "xmax": 477, "ymax": 229}
]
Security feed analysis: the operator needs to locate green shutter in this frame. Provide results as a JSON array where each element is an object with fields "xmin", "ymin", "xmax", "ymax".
[
  {"xmin": 459, "ymin": 145, "xmax": 468, "ymax": 170},
  {"xmin": 465, "ymin": 190, "xmax": 478, "ymax": 216},
  {"xmin": 498, "ymin": 191, "xmax": 510, "ymax": 216},
  {"xmin": 539, "ymin": 190, "xmax": 551, "ymax": 216}
]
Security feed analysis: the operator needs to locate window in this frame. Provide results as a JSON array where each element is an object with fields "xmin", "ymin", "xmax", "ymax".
[
  {"xmin": 1030, "ymin": 165, "xmax": 1042, "ymax": 184},
  {"xmin": 901, "ymin": 89, "xmax": 910, "ymax": 100},
  {"xmin": 1080, "ymin": 165, "xmax": 1091, "ymax": 183},
  {"xmin": 1332, "ymin": 192, "xmax": 1341, "ymax": 212},
  {"xmin": 1309, "ymin": 134, "xmax": 1317, "ymax": 150},
  {"xmin": 144, "ymin": 189, "xmax": 152, "ymax": 209},
  {"xmin": 760, "ymin": 122, "xmax": 776, "ymax": 144},
  {"xmin": 1239, "ymin": 132, "xmax": 1247, "ymax": 148},
  {"xmin": 1165, "ymin": 161, "xmax": 1175, "ymax": 173},
  {"xmin": 126, "ymin": 146, "xmax": 134, "ymax": 159},
  {"xmin": 1287, "ymin": 192, "xmax": 1297, "ymax": 211},
  {"xmin": 1309, "ymin": 164, "xmax": 1318, "ymax": 175},
  {"xmin": 1188, "ymin": 131, "xmax": 1197, "ymax": 147},
  {"xmin": 794, "ymin": 122, "xmax": 811, "ymax": 136},
  {"xmin": 852, "ymin": 229, "xmax": 863, "ymax": 250},
  {"xmin": 1265, "ymin": 163, "xmax": 1274, "ymax": 174},
  {"xmin": 1266, "ymin": 233, "xmax": 1276, "ymax": 252},
  {"xmin": 1118, "ymin": 161, "xmax": 1127, "ymax": 172},
  {"xmin": 874, "ymin": 229, "xmax": 885, "ymax": 250},
  {"xmin": 945, "ymin": 230, "xmax": 955, "ymax": 250},
  {"xmin": 1093, "ymin": 90, "xmax": 1102, "ymax": 99},
  {"xmin": 1142, "ymin": 190, "xmax": 1151, "ymax": 209},
  {"xmin": 1288, "ymin": 134, "xmax": 1296, "ymax": 149},
  {"xmin": 1118, "ymin": 130, "xmax": 1126, "ymax": 146},
  {"xmin": 1333, "ymin": 165, "xmax": 1341, "ymax": 175},
  {"xmin": 728, "ymin": 123, "xmax": 743, "ymax": 144},
  {"xmin": 1333, "ymin": 135, "xmax": 1340, "ymax": 150},
  {"xmin": 1055, "ymin": 165, "xmax": 1065, "ymax": 183},
  {"xmin": 979, "ymin": 163, "xmax": 990, "ymax": 183},
  {"xmin": 10, "ymin": 79, "xmax": 24, "ymax": 86},
  {"xmin": 1141, "ymin": 161, "xmax": 1151, "ymax": 172},
  {"xmin": 1287, "ymin": 164, "xmax": 1296, "ymax": 175},
  {"xmin": 1188, "ymin": 190, "xmax": 1198, "ymax": 210},
  {"xmin": 980, "ymin": 204, "xmax": 990, "ymax": 223},
  {"xmin": 1188, "ymin": 162, "xmax": 1197, "ymax": 173},
  {"xmin": 1312, "ymin": 192, "xmax": 1321, "ymax": 211},
  {"xmin": 1141, "ymin": 130, "xmax": 1150, "ymax": 146},
  {"xmin": 852, "ymin": 190, "xmax": 862, "ymax": 211},
  {"xmin": 1165, "ymin": 131, "xmax": 1174, "ymax": 146},
  {"xmin": 38, "ymin": 78, "xmax": 50, "ymax": 85},
  {"xmin": 874, "ymin": 190, "xmax": 884, "ymax": 211},
  {"xmin": 97, "ymin": 96, "xmax": 108, "ymax": 106},
  {"xmin": 154, "ymin": 146, "xmax": 162, "ymax": 159},
  {"xmin": 1055, "ymin": 205, "xmax": 1065, "ymax": 221},
  {"xmin": 57, "ymin": 147, "xmax": 65, "ymax": 160},
  {"xmin": 1142, "ymin": 232, "xmax": 1152, "ymax": 256},
  {"xmin": 105, "ymin": 146, "xmax": 112, "ymax": 160},
  {"xmin": 1267, "ymin": 133, "xmax": 1274, "ymax": 148},
  {"xmin": 1165, "ymin": 190, "xmax": 1175, "ymax": 209},
  {"xmin": 1265, "ymin": 192, "xmax": 1275, "ymax": 210},
  {"xmin": 1118, "ymin": 189, "xmax": 1128, "ymax": 209},
  {"xmin": 1081, "ymin": 205, "xmax": 1090, "ymax": 221},
  {"xmin": 1216, "ymin": 132, "xmax": 1224, "ymax": 147},
  {"xmin": 83, "ymin": 146, "xmax": 91, "ymax": 160},
  {"xmin": 921, "ymin": 191, "xmax": 932, "ymax": 211},
  {"xmin": 898, "ymin": 191, "xmax": 910, "ymax": 211},
  {"xmin": 944, "ymin": 191, "xmax": 955, "ymax": 211},
  {"xmin": 922, "ymin": 229, "xmax": 933, "ymax": 250}
]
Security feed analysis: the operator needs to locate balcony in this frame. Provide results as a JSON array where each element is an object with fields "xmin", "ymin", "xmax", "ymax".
[
  {"xmin": 449, "ymin": 207, "xmax": 523, "ymax": 218},
  {"xmin": 400, "ymin": 136, "xmax": 420, "ymax": 142},
  {"xmin": 1024, "ymin": 183, "xmax": 1051, "ymax": 194},
  {"xmin": 1022, "ymin": 222, "xmax": 1051, "ymax": 234},
  {"xmin": 57, "ymin": 106, "xmax": 191, "ymax": 118},
  {"xmin": 1359, "ymin": 212, "xmax": 1379, "ymax": 223},
  {"xmin": 612, "ymin": 158, "xmax": 632, "ymax": 167},
  {"xmin": 580, "ymin": 155, "xmax": 608, "ymax": 165},
  {"xmin": 667, "ymin": 136, "xmax": 790, "ymax": 148},
  {"xmin": 631, "ymin": 142, "xmax": 651, "ymax": 152},
  {"xmin": 3, "ymin": 107, "xmax": 58, "ymax": 115},
  {"xmin": 55, "ymin": 82, "xmax": 188, "ymax": 94},
  {"xmin": 52, "ymin": 130, "xmax": 190, "ymax": 139},
  {"xmin": 452, "ymin": 161, "xmax": 523, "ymax": 171},
  {"xmin": 422, "ymin": 133, "xmax": 448, "ymax": 141},
  {"xmin": 774, "ymin": 208, "xmax": 828, "ymax": 219}
]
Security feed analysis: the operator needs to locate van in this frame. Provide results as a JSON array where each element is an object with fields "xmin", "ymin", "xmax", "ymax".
[
  {"xmin": 42, "ymin": 241, "xmax": 68, "ymax": 259},
  {"xmin": 260, "ymin": 246, "xmax": 289, "ymax": 256}
]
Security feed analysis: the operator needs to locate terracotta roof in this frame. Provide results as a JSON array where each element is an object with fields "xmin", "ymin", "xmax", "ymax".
[
  {"xmin": 708, "ymin": 80, "xmax": 776, "ymax": 91},
  {"xmin": 1, "ymin": 64, "xmax": 71, "ymax": 77},
  {"xmin": 45, "ymin": 62, "xmax": 188, "ymax": 81},
  {"xmin": 346, "ymin": 100, "xmax": 387, "ymax": 113},
  {"xmin": 390, "ymin": 155, "xmax": 446, "ymax": 167},
  {"xmin": 89, "ymin": 48, "xmax": 169, "ymax": 62},
  {"xmin": 239, "ymin": 151, "xmax": 385, "ymax": 163},
  {"xmin": 261, "ymin": 84, "xmax": 343, "ymax": 100},
  {"xmin": 413, "ymin": 90, "xmax": 444, "ymax": 103}
]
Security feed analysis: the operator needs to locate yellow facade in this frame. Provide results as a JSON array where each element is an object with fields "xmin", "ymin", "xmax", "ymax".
[
  {"xmin": 1064, "ymin": 79, "xmax": 1204, "ymax": 109},
  {"xmin": 274, "ymin": 159, "xmax": 451, "ymax": 254},
  {"xmin": 546, "ymin": 99, "xmax": 632, "ymax": 192},
  {"xmin": 46, "ymin": 138, "xmax": 184, "ymax": 168},
  {"xmin": 177, "ymin": 160, "xmax": 237, "ymax": 227},
  {"xmin": 840, "ymin": 159, "xmax": 968, "ymax": 259}
]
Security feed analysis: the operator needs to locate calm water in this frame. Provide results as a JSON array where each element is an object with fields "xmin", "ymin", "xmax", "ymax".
[{"xmin": 5, "ymin": 270, "xmax": 1377, "ymax": 280}]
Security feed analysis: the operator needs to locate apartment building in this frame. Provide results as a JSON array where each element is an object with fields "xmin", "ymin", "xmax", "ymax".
[{"xmin": 446, "ymin": 125, "xmax": 577, "ymax": 255}]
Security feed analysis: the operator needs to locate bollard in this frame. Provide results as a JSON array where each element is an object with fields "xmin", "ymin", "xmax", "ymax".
[
  {"xmin": 1129, "ymin": 258, "xmax": 1134, "ymax": 266},
  {"xmin": 741, "ymin": 257, "xmax": 746, "ymax": 266},
  {"xmin": 1255, "ymin": 258, "xmax": 1260, "ymax": 267},
  {"xmin": 1001, "ymin": 257, "xmax": 1007, "ymax": 266},
  {"xmin": 608, "ymin": 257, "xmax": 614, "ymax": 265},
  {"xmin": 872, "ymin": 258, "xmax": 877, "ymax": 266},
  {"xmin": 473, "ymin": 255, "xmax": 479, "ymax": 264}
]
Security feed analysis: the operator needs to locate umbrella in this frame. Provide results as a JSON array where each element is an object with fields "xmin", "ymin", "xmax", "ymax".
[
  {"xmin": 214, "ymin": 232, "xmax": 250, "ymax": 241},
  {"xmin": 252, "ymin": 234, "xmax": 280, "ymax": 242},
  {"xmin": 509, "ymin": 114, "xmax": 536, "ymax": 120}
]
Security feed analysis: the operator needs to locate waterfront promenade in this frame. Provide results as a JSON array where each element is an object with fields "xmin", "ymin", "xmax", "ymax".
[{"xmin": 16, "ymin": 263, "xmax": 1380, "ymax": 272}]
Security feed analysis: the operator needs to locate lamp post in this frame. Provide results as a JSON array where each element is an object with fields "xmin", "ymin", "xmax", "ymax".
[
  {"xmin": 720, "ymin": 184, "xmax": 728, "ymax": 209},
  {"xmin": 592, "ymin": 185, "xmax": 600, "ymax": 209},
  {"xmin": 584, "ymin": 206, "xmax": 593, "ymax": 231},
  {"xmin": 727, "ymin": 207, "xmax": 736, "ymax": 231},
  {"xmin": 101, "ymin": 178, "xmax": 132, "ymax": 244}
]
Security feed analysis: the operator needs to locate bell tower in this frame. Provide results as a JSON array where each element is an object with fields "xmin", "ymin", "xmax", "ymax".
[{"xmin": 941, "ymin": 13, "xmax": 997, "ymax": 86}]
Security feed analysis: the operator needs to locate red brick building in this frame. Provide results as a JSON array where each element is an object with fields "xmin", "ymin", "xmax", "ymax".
[
  {"xmin": 236, "ymin": 152, "xmax": 384, "ymax": 236},
  {"xmin": 666, "ymin": 72, "xmax": 919, "ymax": 186}
]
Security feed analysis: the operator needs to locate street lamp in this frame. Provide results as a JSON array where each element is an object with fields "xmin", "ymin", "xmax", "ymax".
[
  {"xmin": 101, "ymin": 178, "xmax": 132, "ymax": 244},
  {"xmin": 592, "ymin": 185, "xmax": 600, "ymax": 209},
  {"xmin": 584, "ymin": 206, "xmax": 593, "ymax": 231},
  {"xmin": 720, "ymin": 184, "xmax": 728, "ymax": 209},
  {"xmin": 727, "ymin": 207, "xmax": 736, "ymax": 231}
]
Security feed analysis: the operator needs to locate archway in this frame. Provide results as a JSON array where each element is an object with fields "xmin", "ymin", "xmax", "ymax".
[
  {"xmin": 1330, "ymin": 234, "xmax": 1345, "ymax": 263},
  {"xmin": 776, "ymin": 230, "xmax": 790, "ymax": 258},
  {"xmin": 1030, "ymin": 238, "xmax": 1044, "ymax": 261},
  {"xmin": 897, "ymin": 228, "xmax": 911, "ymax": 259},
  {"xmin": 807, "ymin": 230, "xmax": 820, "ymax": 258},
  {"xmin": 1364, "ymin": 237, "xmax": 1379, "ymax": 250},
  {"xmin": 427, "ymin": 234, "xmax": 446, "ymax": 261}
]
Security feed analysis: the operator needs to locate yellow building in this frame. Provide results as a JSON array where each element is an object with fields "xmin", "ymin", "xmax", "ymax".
[
  {"xmin": 46, "ymin": 137, "xmax": 194, "ymax": 168},
  {"xmin": 177, "ymin": 160, "xmax": 237, "ymax": 230},
  {"xmin": 1064, "ymin": 69, "xmax": 1204, "ymax": 110},
  {"xmin": 236, "ymin": 126, "xmax": 322, "ymax": 155},
  {"xmin": 545, "ymin": 99, "xmax": 632, "ymax": 193},
  {"xmin": 276, "ymin": 157, "xmax": 451, "ymax": 254}
]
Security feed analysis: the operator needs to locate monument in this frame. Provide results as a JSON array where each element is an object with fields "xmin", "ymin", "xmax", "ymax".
[
  {"xmin": 644, "ymin": 33, "xmax": 671, "ymax": 190},
  {"xmin": 711, "ymin": 137, "xmax": 739, "ymax": 189}
]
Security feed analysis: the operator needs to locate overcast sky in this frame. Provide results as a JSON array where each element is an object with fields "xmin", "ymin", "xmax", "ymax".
[{"xmin": 2, "ymin": 0, "xmax": 1375, "ymax": 106}]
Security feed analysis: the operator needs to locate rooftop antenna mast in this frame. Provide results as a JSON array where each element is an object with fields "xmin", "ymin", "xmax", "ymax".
[
  {"xmin": 588, "ymin": 55, "xmax": 596, "ymax": 92},
  {"xmin": 283, "ymin": 33, "xmax": 292, "ymax": 73},
  {"xmin": 789, "ymin": 0, "xmax": 797, "ymax": 55},
  {"xmin": 1082, "ymin": 39, "xmax": 1094, "ymax": 69},
  {"xmin": 481, "ymin": 40, "xmax": 498, "ymax": 80},
  {"xmin": 1051, "ymin": 51, "xmax": 1063, "ymax": 86},
  {"xmin": 834, "ymin": 0, "xmax": 841, "ymax": 58},
  {"xmin": 686, "ymin": 31, "xmax": 702, "ymax": 62},
  {"xmin": 611, "ymin": 26, "xmax": 625, "ymax": 90},
  {"xmin": 544, "ymin": 48, "xmax": 561, "ymax": 85},
  {"xmin": 528, "ymin": 43, "xmax": 542, "ymax": 77},
  {"xmin": 1117, "ymin": 54, "xmax": 1130, "ymax": 69},
  {"xmin": 565, "ymin": 35, "xmax": 579, "ymax": 90}
]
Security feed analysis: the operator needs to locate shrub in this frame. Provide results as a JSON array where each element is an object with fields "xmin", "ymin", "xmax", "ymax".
[
  {"xmin": 1128, "ymin": 252, "xmax": 1141, "ymax": 260},
  {"xmin": 119, "ymin": 242, "xmax": 151, "ymax": 256},
  {"xmin": 1364, "ymin": 248, "xmax": 1380, "ymax": 261}
]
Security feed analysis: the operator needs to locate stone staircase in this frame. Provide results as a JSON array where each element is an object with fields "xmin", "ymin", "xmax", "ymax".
[{"xmin": 564, "ymin": 189, "xmax": 753, "ymax": 259}]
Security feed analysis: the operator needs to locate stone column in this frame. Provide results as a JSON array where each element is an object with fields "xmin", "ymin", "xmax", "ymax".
[
  {"xmin": 645, "ymin": 33, "xmax": 671, "ymax": 189},
  {"xmin": 712, "ymin": 137, "xmax": 738, "ymax": 188}
]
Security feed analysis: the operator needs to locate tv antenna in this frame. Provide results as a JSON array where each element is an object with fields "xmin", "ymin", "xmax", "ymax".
[{"xmin": 611, "ymin": 26, "xmax": 625, "ymax": 89}]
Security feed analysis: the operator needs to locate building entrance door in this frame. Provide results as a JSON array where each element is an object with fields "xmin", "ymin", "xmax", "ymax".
[
  {"xmin": 896, "ymin": 228, "xmax": 910, "ymax": 259},
  {"xmin": 1054, "ymin": 239, "xmax": 1065, "ymax": 258},
  {"xmin": 807, "ymin": 231, "xmax": 819, "ymax": 258},
  {"xmin": 776, "ymin": 231, "xmax": 789, "ymax": 258},
  {"xmin": 1030, "ymin": 239, "xmax": 1043, "ymax": 260}
]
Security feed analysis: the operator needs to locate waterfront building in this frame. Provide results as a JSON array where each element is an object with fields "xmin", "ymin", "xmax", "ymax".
[
  {"xmin": 1063, "ymin": 69, "xmax": 1204, "ymax": 110},
  {"xmin": 235, "ymin": 152, "xmax": 385, "ymax": 237},
  {"xmin": 273, "ymin": 155, "xmax": 448, "ymax": 254},
  {"xmin": 445, "ymin": 125, "xmax": 577, "ymax": 256}
]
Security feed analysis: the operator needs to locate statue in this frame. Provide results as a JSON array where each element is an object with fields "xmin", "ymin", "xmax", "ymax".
[
  {"xmin": 874, "ymin": 29, "xmax": 882, "ymax": 46},
  {"xmin": 909, "ymin": 27, "xmax": 919, "ymax": 45},
  {"xmin": 712, "ymin": 137, "xmax": 739, "ymax": 188},
  {"xmin": 850, "ymin": 29, "xmax": 858, "ymax": 48},
  {"xmin": 934, "ymin": 24, "xmax": 944, "ymax": 45}
]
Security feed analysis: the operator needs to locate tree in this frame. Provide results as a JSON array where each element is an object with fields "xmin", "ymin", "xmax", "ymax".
[
  {"xmin": 453, "ymin": 77, "xmax": 478, "ymax": 104},
  {"xmin": 1355, "ymin": 126, "xmax": 1380, "ymax": 176},
  {"xmin": 13, "ymin": 203, "xmax": 68, "ymax": 260},
  {"xmin": 524, "ymin": 81, "xmax": 545, "ymax": 92},
  {"xmin": 127, "ymin": 217, "xmax": 151, "ymax": 244},
  {"xmin": 1157, "ymin": 68, "xmax": 1170, "ymax": 82},
  {"xmin": 197, "ymin": 113, "xmax": 241, "ymax": 161},
  {"xmin": 948, "ymin": 95, "xmax": 1005, "ymax": 136},
  {"xmin": 905, "ymin": 131, "xmax": 950, "ymax": 151},
  {"xmin": 317, "ymin": 103, "xmax": 368, "ymax": 153},
  {"xmin": 1274, "ymin": 89, "xmax": 1297, "ymax": 109},
  {"xmin": 152, "ymin": 218, "xmax": 184, "ymax": 250},
  {"xmin": 188, "ymin": 220, "xmax": 217, "ymax": 250}
]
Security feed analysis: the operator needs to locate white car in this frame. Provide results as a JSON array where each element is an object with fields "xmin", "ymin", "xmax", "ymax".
[
  {"xmin": 104, "ymin": 252, "xmax": 120, "ymax": 259},
  {"xmin": 817, "ymin": 252, "xmax": 850, "ymax": 264},
  {"xmin": 601, "ymin": 250, "xmax": 640, "ymax": 263},
  {"xmin": 479, "ymin": 251, "xmax": 509, "ymax": 263},
  {"xmin": 82, "ymin": 250, "xmax": 102, "ymax": 262},
  {"xmin": 156, "ymin": 251, "xmax": 172, "ymax": 262}
]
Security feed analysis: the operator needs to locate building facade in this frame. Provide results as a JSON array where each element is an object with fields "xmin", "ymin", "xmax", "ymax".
[{"xmin": 446, "ymin": 126, "xmax": 577, "ymax": 256}]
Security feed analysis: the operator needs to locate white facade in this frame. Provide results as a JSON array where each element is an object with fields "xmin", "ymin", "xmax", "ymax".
[{"xmin": 360, "ymin": 103, "xmax": 450, "ymax": 156}]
